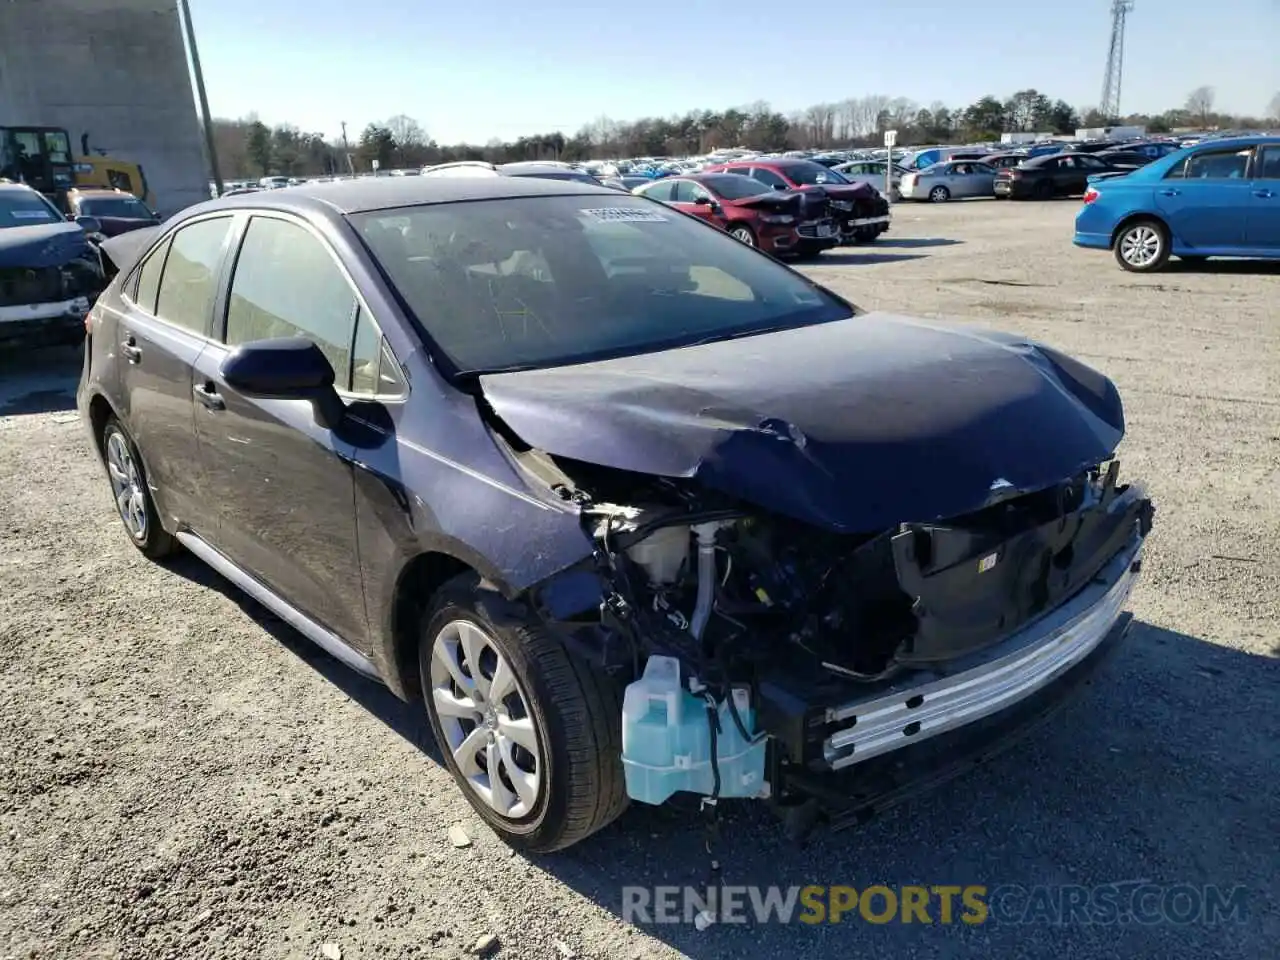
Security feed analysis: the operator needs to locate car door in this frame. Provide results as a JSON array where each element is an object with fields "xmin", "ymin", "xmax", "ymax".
[
  {"xmin": 1155, "ymin": 146, "xmax": 1253, "ymax": 248},
  {"xmin": 189, "ymin": 212, "xmax": 371, "ymax": 649},
  {"xmin": 1245, "ymin": 145, "xmax": 1280, "ymax": 249},
  {"xmin": 115, "ymin": 214, "xmax": 235, "ymax": 536}
]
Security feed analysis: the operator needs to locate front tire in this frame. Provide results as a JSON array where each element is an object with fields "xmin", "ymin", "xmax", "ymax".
[
  {"xmin": 101, "ymin": 417, "xmax": 175, "ymax": 559},
  {"xmin": 420, "ymin": 574, "xmax": 627, "ymax": 852},
  {"xmin": 1114, "ymin": 219, "xmax": 1170, "ymax": 273},
  {"xmin": 728, "ymin": 224, "xmax": 756, "ymax": 247}
]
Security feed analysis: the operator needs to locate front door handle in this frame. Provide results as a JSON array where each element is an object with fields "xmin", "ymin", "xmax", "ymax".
[
  {"xmin": 1254, "ymin": 189, "xmax": 1276, "ymax": 199},
  {"xmin": 1159, "ymin": 188, "xmax": 1181, "ymax": 197},
  {"xmin": 120, "ymin": 336, "xmax": 142, "ymax": 363},
  {"xmin": 193, "ymin": 383, "xmax": 225, "ymax": 411}
]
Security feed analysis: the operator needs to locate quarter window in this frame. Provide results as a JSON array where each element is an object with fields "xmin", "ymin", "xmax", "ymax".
[
  {"xmin": 351, "ymin": 308, "xmax": 406, "ymax": 397},
  {"xmin": 225, "ymin": 216, "xmax": 358, "ymax": 388},
  {"xmin": 155, "ymin": 217, "xmax": 232, "ymax": 335},
  {"xmin": 133, "ymin": 235, "xmax": 172, "ymax": 314}
]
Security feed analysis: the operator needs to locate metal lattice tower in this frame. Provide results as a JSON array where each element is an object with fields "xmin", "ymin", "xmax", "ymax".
[{"xmin": 1100, "ymin": 0, "xmax": 1135, "ymax": 120}]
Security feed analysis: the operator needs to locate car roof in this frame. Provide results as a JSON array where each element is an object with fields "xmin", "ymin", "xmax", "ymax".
[{"xmin": 197, "ymin": 174, "xmax": 618, "ymax": 217}]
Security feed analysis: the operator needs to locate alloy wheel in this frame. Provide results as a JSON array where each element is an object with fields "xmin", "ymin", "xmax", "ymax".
[
  {"xmin": 730, "ymin": 226, "xmax": 754, "ymax": 246},
  {"xmin": 929, "ymin": 186, "xmax": 948, "ymax": 202},
  {"xmin": 429, "ymin": 619, "xmax": 542, "ymax": 819},
  {"xmin": 1120, "ymin": 226, "xmax": 1162, "ymax": 268},
  {"xmin": 105, "ymin": 430, "xmax": 147, "ymax": 541}
]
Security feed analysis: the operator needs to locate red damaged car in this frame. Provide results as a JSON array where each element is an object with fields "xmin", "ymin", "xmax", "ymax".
[
  {"xmin": 704, "ymin": 159, "xmax": 892, "ymax": 244},
  {"xmin": 633, "ymin": 173, "xmax": 839, "ymax": 257}
]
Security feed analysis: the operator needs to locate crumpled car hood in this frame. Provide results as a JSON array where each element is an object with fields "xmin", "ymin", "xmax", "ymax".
[
  {"xmin": 479, "ymin": 313, "xmax": 1126, "ymax": 533},
  {"xmin": 0, "ymin": 222, "xmax": 91, "ymax": 268}
]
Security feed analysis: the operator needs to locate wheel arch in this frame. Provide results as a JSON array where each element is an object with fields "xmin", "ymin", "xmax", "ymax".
[
  {"xmin": 385, "ymin": 546, "xmax": 528, "ymax": 701},
  {"xmin": 1110, "ymin": 211, "xmax": 1170, "ymax": 250},
  {"xmin": 87, "ymin": 392, "xmax": 117, "ymax": 459}
]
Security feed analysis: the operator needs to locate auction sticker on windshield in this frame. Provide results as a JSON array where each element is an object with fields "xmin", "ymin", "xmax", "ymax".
[
  {"xmin": 580, "ymin": 208, "xmax": 668, "ymax": 223},
  {"xmin": 12, "ymin": 210, "xmax": 55, "ymax": 220}
]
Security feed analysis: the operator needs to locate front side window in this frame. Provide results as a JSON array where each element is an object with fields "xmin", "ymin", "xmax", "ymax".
[
  {"xmin": 353, "ymin": 195, "xmax": 853, "ymax": 376},
  {"xmin": 155, "ymin": 217, "xmax": 232, "ymax": 335},
  {"xmin": 225, "ymin": 216, "xmax": 358, "ymax": 387},
  {"xmin": 749, "ymin": 168, "xmax": 789, "ymax": 189},
  {"xmin": 777, "ymin": 162, "xmax": 848, "ymax": 186},
  {"xmin": 637, "ymin": 180, "xmax": 676, "ymax": 202},
  {"xmin": 699, "ymin": 175, "xmax": 768, "ymax": 201}
]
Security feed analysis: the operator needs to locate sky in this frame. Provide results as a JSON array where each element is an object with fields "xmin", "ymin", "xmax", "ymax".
[{"xmin": 189, "ymin": 0, "xmax": 1279, "ymax": 144}]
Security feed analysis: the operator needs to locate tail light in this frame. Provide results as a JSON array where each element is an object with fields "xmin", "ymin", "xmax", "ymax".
[{"xmin": 1083, "ymin": 187, "xmax": 1100, "ymax": 205}]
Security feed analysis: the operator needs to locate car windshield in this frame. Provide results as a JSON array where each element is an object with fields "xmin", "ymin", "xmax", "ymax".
[
  {"xmin": 700, "ymin": 174, "xmax": 769, "ymax": 200},
  {"xmin": 353, "ymin": 195, "xmax": 854, "ymax": 375},
  {"xmin": 777, "ymin": 163, "xmax": 849, "ymax": 186},
  {"xmin": 77, "ymin": 196, "xmax": 152, "ymax": 218},
  {"xmin": 0, "ymin": 190, "xmax": 62, "ymax": 228}
]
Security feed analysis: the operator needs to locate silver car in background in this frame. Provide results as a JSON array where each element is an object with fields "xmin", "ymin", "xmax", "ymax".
[
  {"xmin": 898, "ymin": 161, "xmax": 997, "ymax": 202},
  {"xmin": 832, "ymin": 159, "xmax": 905, "ymax": 200}
]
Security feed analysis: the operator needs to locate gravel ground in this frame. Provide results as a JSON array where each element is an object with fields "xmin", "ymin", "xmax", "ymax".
[{"xmin": 1, "ymin": 199, "xmax": 1277, "ymax": 960}]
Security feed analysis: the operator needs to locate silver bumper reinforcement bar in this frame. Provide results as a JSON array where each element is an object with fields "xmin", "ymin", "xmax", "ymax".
[{"xmin": 822, "ymin": 532, "xmax": 1145, "ymax": 770}]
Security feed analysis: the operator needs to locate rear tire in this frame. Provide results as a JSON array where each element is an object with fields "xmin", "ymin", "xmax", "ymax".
[
  {"xmin": 100, "ymin": 417, "xmax": 176, "ymax": 560},
  {"xmin": 1113, "ymin": 219, "xmax": 1171, "ymax": 273},
  {"xmin": 420, "ymin": 573, "xmax": 628, "ymax": 852},
  {"xmin": 928, "ymin": 185, "xmax": 950, "ymax": 203},
  {"xmin": 1033, "ymin": 180, "xmax": 1054, "ymax": 200}
]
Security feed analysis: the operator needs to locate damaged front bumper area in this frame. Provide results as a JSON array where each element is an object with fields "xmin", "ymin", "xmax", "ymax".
[
  {"xmin": 819, "ymin": 529, "xmax": 1143, "ymax": 771},
  {"xmin": 535, "ymin": 454, "xmax": 1153, "ymax": 821},
  {"xmin": 0, "ymin": 261, "xmax": 102, "ymax": 347}
]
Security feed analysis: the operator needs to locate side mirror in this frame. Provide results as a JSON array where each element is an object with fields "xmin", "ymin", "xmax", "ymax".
[
  {"xmin": 693, "ymin": 195, "xmax": 712, "ymax": 206},
  {"xmin": 220, "ymin": 337, "xmax": 345, "ymax": 428},
  {"xmin": 773, "ymin": 183, "xmax": 787, "ymax": 190},
  {"xmin": 75, "ymin": 215, "xmax": 102, "ymax": 234}
]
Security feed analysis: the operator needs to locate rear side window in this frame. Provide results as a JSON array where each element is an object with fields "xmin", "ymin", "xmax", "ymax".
[
  {"xmin": 133, "ymin": 235, "xmax": 172, "ymax": 314},
  {"xmin": 225, "ymin": 216, "xmax": 358, "ymax": 388},
  {"xmin": 1170, "ymin": 148, "xmax": 1252, "ymax": 180},
  {"xmin": 1255, "ymin": 147, "xmax": 1280, "ymax": 180},
  {"xmin": 155, "ymin": 217, "xmax": 232, "ymax": 335}
]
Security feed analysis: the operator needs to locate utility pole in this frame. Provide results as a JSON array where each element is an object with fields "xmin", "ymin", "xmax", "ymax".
[
  {"xmin": 177, "ymin": 0, "xmax": 223, "ymax": 197},
  {"xmin": 340, "ymin": 121, "xmax": 354, "ymax": 175}
]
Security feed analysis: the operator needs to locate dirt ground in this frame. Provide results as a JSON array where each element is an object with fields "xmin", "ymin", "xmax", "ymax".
[{"xmin": 1, "ymin": 200, "xmax": 1277, "ymax": 960}]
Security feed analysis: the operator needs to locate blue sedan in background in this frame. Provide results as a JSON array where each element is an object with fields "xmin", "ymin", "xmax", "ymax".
[{"xmin": 1074, "ymin": 136, "xmax": 1280, "ymax": 272}]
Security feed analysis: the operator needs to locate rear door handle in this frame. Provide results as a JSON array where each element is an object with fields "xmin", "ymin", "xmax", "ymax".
[
  {"xmin": 193, "ymin": 383, "xmax": 225, "ymax": 411},
  {"xmin": 1254, "ymin": 190, "xmax": 1276, "ymax": 199},
  {"xmin": 1159, "ymin": 188, "xmax": 1181, "ymax": 197},
  {"xmin": 120, "ymin": 336, "xmax": 142, "ymax": 363}
]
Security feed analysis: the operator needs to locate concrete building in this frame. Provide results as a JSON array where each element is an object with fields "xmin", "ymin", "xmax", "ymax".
[{"xmin": 0, "ymin": 0, "xmax": 210, "ymax": 215}]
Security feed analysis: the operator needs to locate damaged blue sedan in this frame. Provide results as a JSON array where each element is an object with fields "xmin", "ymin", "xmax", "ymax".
[{"xmin": 78, "ymin": 176, "xmax": 1154, "ymax": 851}]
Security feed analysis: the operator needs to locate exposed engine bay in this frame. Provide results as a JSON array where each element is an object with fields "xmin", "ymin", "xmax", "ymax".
[{"xmin": 520, "ymin": 441, "xmax": 1154, "ymax": 807}]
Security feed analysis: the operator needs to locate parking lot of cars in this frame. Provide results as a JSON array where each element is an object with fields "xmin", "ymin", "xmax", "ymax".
[{"xmin": 1, "ymin": 199, "xmax": 1277, "ymax": 960}]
